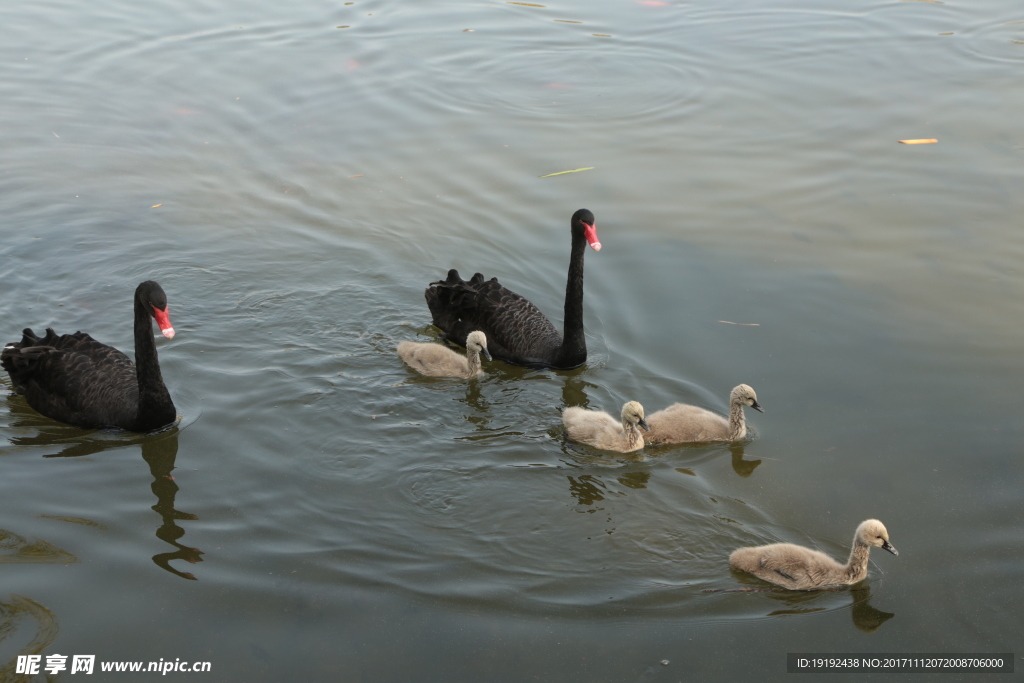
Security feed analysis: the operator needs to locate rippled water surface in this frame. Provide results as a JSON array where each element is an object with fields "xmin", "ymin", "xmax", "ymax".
[{"xmin": 2, "ymin": 0, "xmax": 1022, "ymax": 680}]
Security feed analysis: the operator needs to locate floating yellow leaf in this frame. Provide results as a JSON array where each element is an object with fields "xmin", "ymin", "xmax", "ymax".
[
  {"xmin": 898, "ymin": 139, "xmax": 937, "ymax": 144},
  {"xmin": 151, "ymin": 204, "xmax": 163, "ymax": 208},
  {"xmin": 539, "ymin": 167, "xmax": 594, "ymax": 178},
  {"xmin": 507, "ymin": 1, "xmax": 545, "ymax": 6}
]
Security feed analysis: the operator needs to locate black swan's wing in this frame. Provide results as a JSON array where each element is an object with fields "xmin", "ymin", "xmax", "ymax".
[
  {"xmin": 472, "ymin": 277, "xmax": 563, "ymax": 363},
  {"xmin": 2, "ymin": 328, "xmax": 139, "ymax": 429},
  {"xmin": 425, "ymin": 270, "xmax": 561, "ymax": 366}
]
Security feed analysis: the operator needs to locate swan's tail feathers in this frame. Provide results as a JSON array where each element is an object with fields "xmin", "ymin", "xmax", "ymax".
[
  {"xmin": 428, "ymin": 269, "xmax": 465, "ymax": 288},
  {"xmin": 3, "ymin": 328, "xmax": 114, "ymax": 392},
  {"xmin": 15, "ymin": 328, "xmax": 44, "ymax": 347},
  {"xmin": 425, "ymin": 269, "xmax": 491, "ymax": 339},
  {"xmin": 2, "ymin": 331, "xmax": 57, "ymax": 393}
]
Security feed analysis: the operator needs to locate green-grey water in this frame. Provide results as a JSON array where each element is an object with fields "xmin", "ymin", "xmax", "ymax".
[{"xmin": 1, "ymin": 0, "xmax": 1022, "ymax": 680}]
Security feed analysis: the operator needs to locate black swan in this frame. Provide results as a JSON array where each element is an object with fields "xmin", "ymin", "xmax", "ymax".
[
  {"xmin": 1, "ymin": 280, "xmax": 178, "ymax": 432},
  {"xmin": 424, "ymin": 208, "xmax": 600, "ymax": 369}
]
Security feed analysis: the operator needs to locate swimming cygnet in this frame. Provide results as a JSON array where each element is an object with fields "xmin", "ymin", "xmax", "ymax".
[
  {"xmin": 644, "ymin": 384, "xmax": 763, "ymax": 444},
  {"xmin": 729, "ymin": 519, "xmax": 898, "ymax": 590},
  {"xmin": 562, "ymin": 401, "xmax": 649, "ymax": 453},
  {"xmin": 397, "ymin": 330, "xmax": 491, "ymax": 378}
]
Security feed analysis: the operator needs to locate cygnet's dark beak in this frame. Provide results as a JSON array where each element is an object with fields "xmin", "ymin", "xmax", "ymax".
[
  {"xmin": 481, "ymin": 347, "xmax": 492, "ymax": 362},
  {"xmin": 750, "ymin": 400, "xmax": 765, "ymax": 413},
  {"xmin": 881, "ymin": 540, "xmax": 898, "ymax": 556},
  {"xmin": 638, "ymin": 417, "xmax": 650, "ymax": 431}
]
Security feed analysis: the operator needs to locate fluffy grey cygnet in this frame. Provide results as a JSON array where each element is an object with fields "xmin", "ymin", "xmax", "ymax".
[
  {"xmin": 562, "ymin": 400, "xmax": 649, "ymax": 453},
  {"xmin": 397, "ymin": 330, "xmax": 491, "ymax": 378},
  {"xmin": 729, "ymin": 519, "xmax": 898, "ymax": 590},
  {"xmin": 644, "ymin": 384, "xmax": 763, "ymax": 444}
]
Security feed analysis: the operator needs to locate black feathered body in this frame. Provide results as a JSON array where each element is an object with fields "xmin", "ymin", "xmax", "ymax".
[
  {"xmin": 424, "ymin": 210, "xmax": 593, "ymax": 370},
  {"xmin": 425, "ymin": 270, "xmax": 578, "ymax": 368},
  {"xmin": 1, "ymin": 282, "xmax": 176, "ymax": 432}
]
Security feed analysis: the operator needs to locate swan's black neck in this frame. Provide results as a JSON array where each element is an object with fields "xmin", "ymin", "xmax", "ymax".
[
  {"xmin": 133, "ymin": 298, "xmax": 175, "ymax": 432},
  {"xmin": 557, "ymin": 224, "xmax": 588, "ymax": 367}
]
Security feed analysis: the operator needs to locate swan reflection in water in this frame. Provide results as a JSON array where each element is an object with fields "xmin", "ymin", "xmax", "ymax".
[
  {"xmin": 3, "ymin": 403, "xmax": 203, "ymax": 580},
  {"xmin": 566, "ymin": 470, "xmax": 652, "ymax": 507},
  {"xmin": 141, "ymin": 432, "xmax": 203, "ymax": 580},
  {"xmin": 729, "ymin": 443, "xmax": 762, "ymax": 478},
  {"xmin": 729, "ymin": 569, "xmax": 896, "ymax": 633}
]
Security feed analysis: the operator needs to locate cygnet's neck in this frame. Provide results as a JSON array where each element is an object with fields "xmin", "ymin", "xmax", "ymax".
[
  {"xmin": 622, "ymin": 419, "xmax": 643, "ymax": 449},
  {"xmin": 729, "ymin": 401, "xmax": 748, "ymax": 440},
  {"xmin": 465, "ymin": 346, "xmax": 482, "ymax": 376},
  {"xmin": 842, "ymin": 537, "xmax": 873, "ymax": 583}
]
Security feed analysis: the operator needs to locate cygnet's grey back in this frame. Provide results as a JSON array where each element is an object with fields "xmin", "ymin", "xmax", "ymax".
[
  {"xmin": 645, "ymin": 384, "xmax": 763, "ymax": 444},
  {"xmin": 562, "ymin": 400, "xmax": 649, "ymax": 453},
  {"xmin": 397, "ymin": 330, "xmax": 490, "ymax": 378},
  {"xmin": 728, "ymin": 519, "xmax": 897, "ymax": 590}
]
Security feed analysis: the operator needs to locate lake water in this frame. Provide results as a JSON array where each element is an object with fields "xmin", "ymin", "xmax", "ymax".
[{"xmin": 1, "ymin": 0, "xmax": 1022, "ymax": 680}]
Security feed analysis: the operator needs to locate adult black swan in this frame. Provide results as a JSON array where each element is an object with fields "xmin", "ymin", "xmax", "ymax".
[
  {"xmin": 425, "ymin": 208, "xmax": 600, "ymax": 369},
  {"xmin": 1, "ymin": 280, "xmax": 178, "ymax": 432}
]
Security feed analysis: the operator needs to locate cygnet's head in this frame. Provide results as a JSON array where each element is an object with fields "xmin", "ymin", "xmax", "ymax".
[
  {"xmin": 621, "ymin": 401, "xmax": 650, "ymax": 431},
  {"xmin": 731, "ymin": 384, "xmax": 764, "ymax": 413},
  {"xmin": 856, "ymin": 519, "xmax": 898, "ymax": 555},
  {"xmin": 466, "ymin": 331, "xmax": 492, "ymax": 361}
]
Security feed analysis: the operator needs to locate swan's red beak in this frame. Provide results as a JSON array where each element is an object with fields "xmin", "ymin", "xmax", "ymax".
[
  {"xmin": 583, "ymin": 222, "xmax": 601, "ymax": 251},
  {"xmin": 152, "ymin": 305, "xmax": 175, "ymax": 339}
]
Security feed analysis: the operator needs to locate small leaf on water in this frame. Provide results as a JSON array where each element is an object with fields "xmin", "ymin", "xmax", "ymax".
[
  {"xmin": 151, "ymin": 204, "xmax": 163, "ymax": 208},
  {"xmin": 507, "ymin": 1, "xmax": 545, "ymax": 6},
  {"xmin": 539, "ymin": 167, "xmax": 594, "ymax": 178},
  {"xmin": 898, "ymin": 139, "xmax": 937, "ymax": 144}
]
